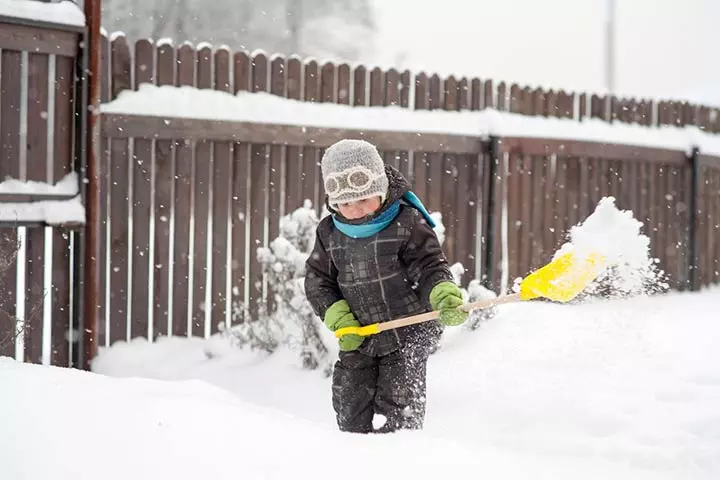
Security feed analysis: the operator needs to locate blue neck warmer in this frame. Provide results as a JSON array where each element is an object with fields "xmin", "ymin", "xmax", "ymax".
[{"xmin": 332, "ymin": 191, "xmax": 436, "ymax": 239}]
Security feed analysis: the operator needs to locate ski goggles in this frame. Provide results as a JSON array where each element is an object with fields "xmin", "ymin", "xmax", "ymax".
[{"xmin": 324, "ymin": 166, "xmax": 384, "ymax": 198}]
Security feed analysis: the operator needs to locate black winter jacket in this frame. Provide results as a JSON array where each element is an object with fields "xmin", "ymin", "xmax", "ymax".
[{"xmin": 304, "ymin": 165, "xmax": 454, "ymax": 357}]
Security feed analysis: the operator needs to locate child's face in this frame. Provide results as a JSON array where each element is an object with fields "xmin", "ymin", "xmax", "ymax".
[{"xmin": 337, "ymin": 196, "xmax": 383, "ymax": 220}]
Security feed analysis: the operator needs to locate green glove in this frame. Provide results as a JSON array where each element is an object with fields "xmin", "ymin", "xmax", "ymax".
[
  {"xmin": 429, "ymin": 281, "xmax": 468, "ymax": 326},
  {"xmin": 324, "ymin": 299, "xmax": 365, "ymax": 352}
]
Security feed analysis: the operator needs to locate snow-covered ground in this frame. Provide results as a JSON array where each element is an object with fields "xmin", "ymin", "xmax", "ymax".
[
  {"xmin": 2, "ymin": 287, "xmax": 720, "ymax": 480},
  {"xmin": 2, "ymin": 198, "xmax": 719, "ymax": 479}
]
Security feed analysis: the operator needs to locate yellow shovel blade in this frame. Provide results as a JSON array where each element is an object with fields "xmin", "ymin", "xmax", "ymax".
[{"xmin": 519, "ymin": 251, "xmax": 606, "ymax": 302}]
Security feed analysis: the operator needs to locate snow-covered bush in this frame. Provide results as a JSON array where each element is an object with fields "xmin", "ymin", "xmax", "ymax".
[{"xmin": 224, "ymin": 200, "xmax": 333, "ymax": 374}]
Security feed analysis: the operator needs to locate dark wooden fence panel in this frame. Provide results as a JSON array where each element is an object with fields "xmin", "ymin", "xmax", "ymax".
[{"xmin": 0, "ymin": 17, "xmax": 82, "ymax": 366}]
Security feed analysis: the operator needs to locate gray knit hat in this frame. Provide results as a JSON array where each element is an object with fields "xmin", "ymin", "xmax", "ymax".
[{"xmin": 321, "ymin": 139, "xmax": 389, "ymax": 208}]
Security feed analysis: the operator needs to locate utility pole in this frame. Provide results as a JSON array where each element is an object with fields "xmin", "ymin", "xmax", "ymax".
[{"xmin": 605, "ymin": 0, "xmax": 616, "ymax": 95}]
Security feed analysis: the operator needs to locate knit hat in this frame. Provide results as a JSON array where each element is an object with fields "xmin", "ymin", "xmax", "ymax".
[{"xmin": 321, "ymin": 139, "xmax": 389, "ymax": 208}]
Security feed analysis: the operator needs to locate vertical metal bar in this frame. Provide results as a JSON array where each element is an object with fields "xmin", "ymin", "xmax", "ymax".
[{"xmin": 81, "ymin": 0, "xmax": 102, "ymax": 370}]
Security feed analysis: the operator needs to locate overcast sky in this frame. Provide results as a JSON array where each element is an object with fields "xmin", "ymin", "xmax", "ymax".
[{"xmin": 371, "ymin": 0, "xmax": 720, "ymax": 104}]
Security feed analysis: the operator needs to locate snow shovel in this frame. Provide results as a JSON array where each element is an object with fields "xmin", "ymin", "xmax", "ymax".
[{"xmin": 334, "ymin": 251, "xmax": 606, "ymax": 339}]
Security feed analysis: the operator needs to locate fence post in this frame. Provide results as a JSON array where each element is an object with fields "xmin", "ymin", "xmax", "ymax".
[
  {"xmin": 688, "ymin": 146, "xmax": 700, "ymax": 291},
  {"xmin": 483, "ymin": 136, "xmax": 501, "ymax": 291}
]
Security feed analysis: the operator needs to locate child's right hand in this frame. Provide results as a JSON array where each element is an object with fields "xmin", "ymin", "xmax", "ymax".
[{"xmin": 324, "ymin": 299, "xmax": 365, "ymax": 352}]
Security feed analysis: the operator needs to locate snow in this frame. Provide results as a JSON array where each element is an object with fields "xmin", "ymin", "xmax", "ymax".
[
  {"xmin": 553, "ymin": 197, "xmax": 667, "ymax": 297},
  {"xmin": 0, "ymin": 172, "xmax": 79, "ymax": 195},
  {"xmin": 3, "ymin": 195, "xmax": 720, "ymax": 479},
  {"xmin": 0, "ymin": 173, "xmax": 84, "ymax": 225},
  {"xmin": 3, "ymin": 286, "xmax": 718, "ymax": 480},
  {"xmin": 0, "ymin": 0, "xmax": 85, "ymax": 28},
  {"xmin": 0, "ymin": 196, "xmax": 85, "ymax": 225},
  {"xmin": 100, "ymin": 84, "xmax": 720, "ymax": 157}
]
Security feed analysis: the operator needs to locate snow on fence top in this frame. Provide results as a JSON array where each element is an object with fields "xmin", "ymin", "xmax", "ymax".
[
  {"xmin": 0, "ymin": 172, "xmax": 84, "ymax": 226},
  {"xmin": 0, "ymin": 172, "xmax": 79, "ymax": 195},
  {"xmin": 0, "ymin": 0, "xmax": 85, "ymax": 28},
  {"xmin": 101, "ymin": 84, "xmax": 720, "ymax": 157}
]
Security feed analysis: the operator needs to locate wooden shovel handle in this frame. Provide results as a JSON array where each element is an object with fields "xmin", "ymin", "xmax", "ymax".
[
  {"xmin": 375, "ymin": 292, "xmax": 523, "ymax": 333},
  {"xmin": 334, "ymin": 293, "xmax": 523, "ymax": 338}
]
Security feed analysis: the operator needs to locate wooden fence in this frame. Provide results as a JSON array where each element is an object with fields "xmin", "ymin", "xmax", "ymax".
[
  {"xmin": 0, "ymin": 15, "xmax": 85, "ymax": 366},
  {"xmin": 101, "ymin": 34, "xmax": 720, "ymax": 133},
  {"xmin": 1, "ymin": 28, "xmax": 719, "ymax": 369}
]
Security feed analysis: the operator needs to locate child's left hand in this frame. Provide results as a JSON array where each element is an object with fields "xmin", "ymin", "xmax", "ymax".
[{"xmin": 429, "ymin": 281, "xmax": 469, "ymax": 326}]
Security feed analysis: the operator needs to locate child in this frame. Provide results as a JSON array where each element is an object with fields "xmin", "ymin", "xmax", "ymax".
[{"xmin": 304, "ymin": 139, "xmax": 468, "ymax": 434}]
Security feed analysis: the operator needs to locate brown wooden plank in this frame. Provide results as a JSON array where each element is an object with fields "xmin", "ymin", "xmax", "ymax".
[
  {"xmin": 454, "ymin": 154, "xmax": 476, "ymax": 279},
  {"xmin": 509, "ymin": 84, "xmax": 522, "ymax": 113},
  {"xmin": 234, "ymin": 51, "xmax": 250, "ymax": 92},
  {"xmin": 171, "ymin": 139, "xmax": 192, "ymax": 337},
  {"xmin": 483, "ymin": 80, "xmax": 494, "ymax": 110},
  {"xmin": 441, "ymin": 154, "xmax": 457, "ymax": 264},
  {"xmin": 353, "ymin": 65, "xmax": 367, "ymax": 106},
  {"xmin": 248, "ymin": 143, "xmax": 269, "ymax": 319},
  {"xmin": 305, "ymin": 60, "xmax": 319, "ymax": 102},
  {"xmin": 519, "ymin": 156, "xmax": 534, "ymax": 273},
  {"xmin": 577, "ymin": 157, "xmax": 591, "ymax": 222},
  {"xmin": 151, "ymin": 41, "xmax": 175, "ymax": 339},
  {"xmin": 0, "ymin": 229, "xmax": 18, "ymax": 359},
  {"xmin": 320, "ymin": 61, "xmax": 335, "ymax": 103},
  {"xmin": 414, "ymin": 73, "xmax": 428, "ymax": 110},
  {"xmin": 50, "ymin": 226, "xmax": 70, "ymax": 365},
  {"xmin": 470, "ymin": 78, "xmax": 482, "ymax": 111},
  {"xmin": 553, "ymin": 159, "xmax": 569, "ymax": 251},
  {"xmin": 101, "ymin": 113, "xmax": 483, "ymax": 154},
  {"xmin": 302, "ymin": 60, "xmax": 322, "ymax": 214},
  {"xmin": 530, "ymin": 156, "xmax": 548, "ymax": 264},
  {"xmin": 665, "ymin": 166, "xmax": 680, "ymax": 288},
  {"xmin": 286, "ymin": 57, "xmax": 302, "ymax": 101},
  {"xmin": 230, "ymin": 143, "xmax": 249, "ymax": 321},
  {"xmin": 190, "ymin": 46, "xmax": 213, "ymax": 337},
  {"xmin": 131, "ymin": 137, "xmax": 152, "ymax": 339},
  {"xmin": 177, "ymin": 44, "xmax": 195, "ymax": 87},
  {"xmin": 285, "ymin": 58, "xmax": 303, "ymax": 214},
  {"xmin": 541, "ymin": 157, "xmax": 556, "ymax": 257},
  {"xmin": 565, "ymin": 157, "xmax": 581, "ymax": 229},
  {"xmin": 248, "ymin": 53, "xmax": 269, "ymax": 319},
  {"xmin": 108, "ymin": 138, "xmax": 129, "ymax": 344},
  {"xmin": 210, "ymin": 48, "xmax": 233, "ymax": 332},
  {"xmin": 191, "ymin": 139, "xmax": 211, "ymax": 337},
  {"xmin": 412, "ymin": 153, "xmax": 429, "ymax": 203},
  {"xmin": 23, "ymin": 52, "xmax": 51, "ymax": 364},
  {"xmin": 135, "ymin": 38, "xmax": 154, "ymax": 87},
  {"xmin": 1, "ymin": 50, "xmax": 21, "ymax": 180},
  {"xmin": 337, "ymin": 63, "xmax": 351, "ymax": 105},
  {"xmin": 506, "ymin": 155, "xmax": 522, "ymax": 283},
  {"xmin": 0, "ymin": 23, "xmax": 78, "ymax": 57},
  {"xmin": 101, "ymin": 32, "xmax": 110, "ymax": 102},
  {"xmin": 385, "ymin": 69, "xmax": 401, "ymax": 106},
  {"xmin": 489, "ymin": 153, "xmax": 505, "ymax": 292},
  {"xmin": 369, "ymin": 67, "xmax": 385, "ymax": 107},
  {"xmin": 127, "ymin": 39, "xmax": 154, "ymax": 340},
  {"xmin": 23, "ymin": 227, "xmax": 45, "ymax": 364},
  {"xmin": 52, "ymin": 56, "xmax": 74, "ymax": 364},
  {"xmin": 110, "ymin": 35, "xmax": 131, "ymax": 99},
  {"xmin": 497, "ymin": 137, "xmax": 687, "ymax": 165},
  {"xmin": 0, "ymin": 50, "xmax": 22, "ymax": 357}
]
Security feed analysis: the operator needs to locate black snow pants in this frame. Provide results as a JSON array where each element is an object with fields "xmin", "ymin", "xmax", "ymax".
[{"xmin": 331, "ymin": 345, "xmax": 430, "ymax": 434}]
